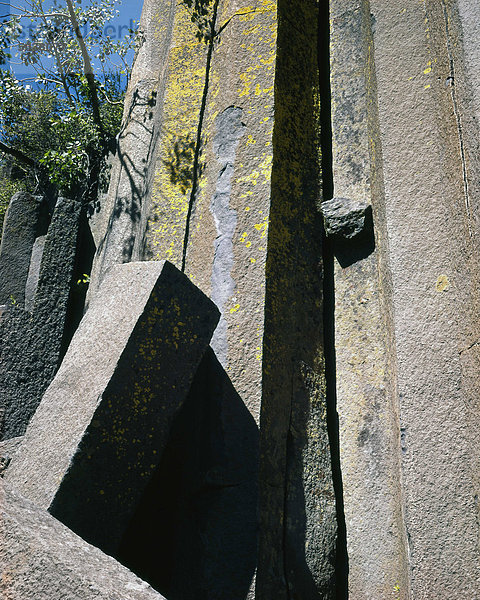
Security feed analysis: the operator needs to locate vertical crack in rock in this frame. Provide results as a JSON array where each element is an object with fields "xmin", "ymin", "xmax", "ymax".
[
  {"xmin": 439, "ymin": 0, "xmax": 472, "ymax": 236},
  {"xmin": 181, "ymin": 0, "xmax": 220, "ymax": 272},
  {"xmin": 210, "ymin": 106, "xmax": 246, "ymax": 367}
]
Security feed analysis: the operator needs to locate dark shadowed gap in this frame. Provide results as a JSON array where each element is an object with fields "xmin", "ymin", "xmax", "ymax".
[
  {"xmin": 59, "ymin": 208, "xmax": 96, "ymax": 362},
  {"xmin": 318, "ymin": 1, "xmax": 349, "ymax": 598},
  {"xmin": 117, "ymin": 349, "xmax": 259, "ymax": 600}
]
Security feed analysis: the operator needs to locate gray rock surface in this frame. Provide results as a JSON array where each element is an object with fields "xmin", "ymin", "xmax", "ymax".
[
  {"xmin": 329, "ymin": 1, "xmax": 410, "ymax": 597},
  {"xmin": 0, "ymin": 436, "xmax": 23, "ymax": 476},
  {"xmin": 365, "ymin": 0, "xmax": 480, "ymax": 596},
  {"xmin": 321, "ymin": 197, "xmax": 371, "ymax": 239},
  {"xmin": 257, "ymin": 1, "xmax": 336, "ymax": 598},
  {"xmin": 0, "ymin": 481, "xmax": 166, "ymax": 600},
  {"xmin": 0, "ymin": 197, "xmax": 82, "ymax": 440},
  {"xmin": 0, "ymin": 192, "xmax": 40, "ymax": 305},
  {"xmin": 24, "ymin": 235, "xmax": 46, "ymax": 312},
  {"xmin": 6, "ymin": 260, "xmax": 219, "ymax": 557}
]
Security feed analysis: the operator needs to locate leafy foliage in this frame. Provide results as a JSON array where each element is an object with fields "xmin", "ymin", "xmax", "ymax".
[
  {"xmin": 181, "ymin": 0, "xmax": 216, "ymax": 42},
  {"xmin": 0, "ymin": 175, "xmax": 25, "ymax": 235},
  {"xmin": 0, "ymin": 0, "xmax": 138, "ymax": 202}
]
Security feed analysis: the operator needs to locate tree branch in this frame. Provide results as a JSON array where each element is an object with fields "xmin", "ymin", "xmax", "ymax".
[
  {"xmin": 66, "ymin": 0, "xmax": 105, "ymax": 145},
  {"xmin": 0, "ymin": 140, "xmax": 38, "ymax": 169}
]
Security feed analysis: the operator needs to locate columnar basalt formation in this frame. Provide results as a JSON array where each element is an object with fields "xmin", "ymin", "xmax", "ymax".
[
  {"xmin": 2, "ymin": 0, "xmax": 480, "ymax": 599},
  {"xmin": 0, "ymin": 197, "xmax": 83, "ymax": 439}
]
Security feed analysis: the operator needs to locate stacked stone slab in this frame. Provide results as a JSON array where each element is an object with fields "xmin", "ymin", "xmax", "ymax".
[
  {"xmin": 0, "ymin": 197, "xmax": 82, "ymax": 440},
  {"xmin": 0, "ymin": 481, "xmax": 166, "ymax": 600},
  {"xmin": 6, "ymin": 261, "xmax": 219, "ymax": 557}
]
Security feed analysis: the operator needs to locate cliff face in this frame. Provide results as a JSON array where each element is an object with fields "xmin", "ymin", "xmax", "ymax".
[{"xmin": 2, "ymin": 1, "xmax": 480, "ymax": 599}]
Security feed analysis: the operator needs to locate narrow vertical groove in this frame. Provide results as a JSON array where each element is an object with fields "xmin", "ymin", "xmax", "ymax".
[
  {"xmin": 439, "ymin": 0, "xmax": 472, "ymax": 237},
  {"xmin": 318, "ymin": 1, "xmax": 349, "ymax": 598},
  {"xmin": 181, "ymin": 0, "xmax": 220, "ymax": 272}
]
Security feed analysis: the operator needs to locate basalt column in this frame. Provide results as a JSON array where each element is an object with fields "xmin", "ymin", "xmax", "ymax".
[
  {"xmin": 89, "ymin": 1, "xmax": 276, "ymax": 598},
  {"xmin": 88, "ymin": 1, "xmax": 337, "ymax": 598},
  {"xmin": 369, "ymin": 1, "xmax": 480, "ymax": 597},
  {"xmin": 328, "ymin": 1, "xmax": 409, "ymax": 598},
  {"xmin": 257, "ymin": 1, "xmax": 336, "ymax": 599}
]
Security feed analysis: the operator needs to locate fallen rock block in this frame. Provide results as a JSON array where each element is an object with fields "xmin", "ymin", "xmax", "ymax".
[
  {"xmin": 321, "ymin": 197, "xmax": 371, "ymax": 239},
  {"xmin": 0, "ymin": 481, "xmax": 166, "ymax": 600},
  {"xmin": 6, "ymin": 260, "xmax": 219, "ymax": 556}
]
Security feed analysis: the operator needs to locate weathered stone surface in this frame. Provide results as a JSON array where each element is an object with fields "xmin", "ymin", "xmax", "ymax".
[
  {"xmin": 24, "ymin": 235, "xmax": 46, "ymax": 312},
  {"xmin": 6, "ymin": 260, "xmax": 220, "ymax": 557},
  {"xmin": 88, "ymin": 1, "xmax": 337, "ymax": 598},
  {"xmin": 87, "ymin": 4, "xmax": 277, "ymax": 595},
  {"xmin": 327, "ymin": 0, "xmax": 480, "ymax": 597},
  {"xmin": 369, "ymin": 1, "xmax": 480, "ymax": 596},
  {"xmin": 321, "ymin": 197, "xmax": 371, "ymax": 239},
  {"xmin": 0, "ymin": 436, "xmax": 23, "ymax": 476},
  {"xmin": 0, "ymin": 481, "xmax": 166, "ymax": 600},
  {"xmin": 118, "ymin": 347, "xmax": 259, "ymax": 600},
  {"xmin": 284, "ymin": 365, "xmax": 336, "ymax": 599},
  {"xmin": 0, "ymin": 197, "xmax": 82, "ymax": 440},
  {"xmin": 257, "ymin": 1, "xmax": 336, "ymax": 598},
  {"xmin": 87, "ymin": 0, "xmax": 177, "ymax": 300},
  {"xmin": 0, "ymin": 192, "xmax": 40, "ymax": 305},
  {"xmin": 89, "ymin": 0, "xmax": 277, "ymax": 425},
  {"xmin": 329, "ymin": 1, "xmax": 410, "ymax": 597}
]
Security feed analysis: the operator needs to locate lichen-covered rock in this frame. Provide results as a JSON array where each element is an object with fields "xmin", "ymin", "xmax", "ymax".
[{"xmin": 6, "ymin": 261, "xmax": 219, "ymax": 558}]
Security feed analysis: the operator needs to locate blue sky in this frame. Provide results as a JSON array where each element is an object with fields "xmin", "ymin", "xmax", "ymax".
[{"xmin": 2, "ymin": 0, "xmax": 143, "ymax": 84}]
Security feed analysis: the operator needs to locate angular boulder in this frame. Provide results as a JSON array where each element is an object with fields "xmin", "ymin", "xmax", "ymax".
[{"xmin": 6, "ymin": 260, "xmax": 219, "ymax": 556}]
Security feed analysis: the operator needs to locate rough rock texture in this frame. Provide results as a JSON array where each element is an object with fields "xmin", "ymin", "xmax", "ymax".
[
  {"xmin": 329, "ymin": 0, "xmax": 480, "ymax": 598},
  {"xmin": 0, "ymin": 192, "xmax": 40, "ymax": 305},
  {"xmin": 0, "ymin": 436, "xmax": 23, "ymax": 474},
  {"xmin": 87, "ymin": 0, "xmax": 177, "ymax": 299},
  {"xmin": 369, "ymin": 1, "xmax": 480, "ymax": 597},
  {"xmin": 0, "ymin": 481, "xmax": 166, "ymax": 600},
  {"xmin": 118, "ymin": 347, "xmax": 259, "ymax": 600},
  {"xmin": 6, "ymin": 261, "xmax": 220, "ymax": 558},
  {"xmin": 328, "ymin": 1, "xmax": 410, "ymax": 598},
  {"xmin": 0, "ymin": 198, "xmax": 82, "ymax": 440},
  {"xmin": 88, "ymin": 2, "xmax": 280, "ymax": 597},
  {"xmin": 257, "ymin": 1, "xmax": 336, "ymax": 598},
  {"xmin": 89, "ymin": 0, "xmax": 277, "ymax": 425},
  {"xmin": 87, "ymin": 1, "xmax": 336, "ymax": 598},
  {"xmin": 24, "ymin": 236, "xmax": 46, "ymax": 312},
  {"xmin": 321, "ymin": 197, "xmax": 371, "ymax": 239}
]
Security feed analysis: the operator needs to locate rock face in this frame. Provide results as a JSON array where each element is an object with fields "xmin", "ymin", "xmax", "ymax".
[
  {"xmin": 6, "ymin": 261, "xmax": 219, "ymax": 557},
  {"xmin": 87, "ymin": 1, "xmax": 337, "ymax": 598},
  {"xmin": 0, "ymin": 198, "xmax": 82, "ymax": 440},
  {"xmin": 0, "ymin": 481, "xmax": 167, "ymax": 600},
  {"xmin": 329, "ymin": 0, "xmax": 480, "ymax": 597},
  {"xmin": 24, "ymin": 236, "xmax": 46, "ymax": 312},
  {"xmin": 0, "ymin": 192, "xmax": 41, "ymax": 305},
  {"xmin": 3, "ymin": 0, "xmax": 480, "ymax": 598}
]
